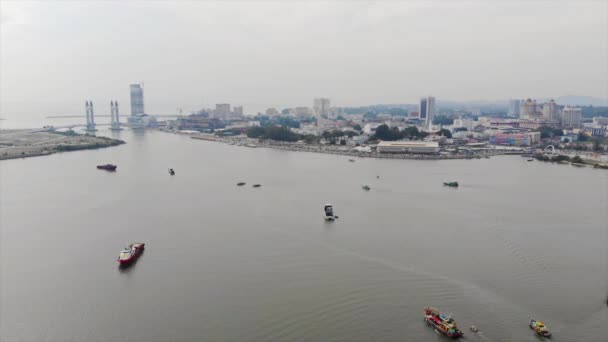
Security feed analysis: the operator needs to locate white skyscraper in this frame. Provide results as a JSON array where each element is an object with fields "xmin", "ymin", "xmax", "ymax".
[
  {"xmin": 129, "ymin": 84, "xmax": 145, "ymax": 116},
  {"xmin": 542, "ymin": 99, "xmax": 560, "ymax": 122},
  {"xmin": 561, "ymin": 106, "xmax": 582, "ymax": 128}
]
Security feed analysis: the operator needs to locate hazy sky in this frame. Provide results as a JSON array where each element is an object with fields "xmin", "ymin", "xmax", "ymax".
[{"xmin": 1, "ymin": 0, "xmax": 607, "ymax": 118}]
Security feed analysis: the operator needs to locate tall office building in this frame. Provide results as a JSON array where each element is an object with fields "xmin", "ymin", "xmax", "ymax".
[
  {"xmin": 313, "ymin": 98, "xmax": 330, "ymax": 119},
  {"xmin": 420, "ymin": 96, "xmax": 436, "ymax": 129},
  {"xmin": 419, "ymin": 98, "xmax": 428, "ymax": 120},
  {"xmin": 561, "ymin": 106, "xmax": 582, "ymax": 128},
  {"xmin": 129, "ymin": 84, "xmax": 145, "ymax": 116},
  {"xmin": 508, "ymin": 99, "xmax": 521, "ymax": 117},
  {"xmin": 214, "ymin": 104, "xmax": 231, "ymax": 119}
]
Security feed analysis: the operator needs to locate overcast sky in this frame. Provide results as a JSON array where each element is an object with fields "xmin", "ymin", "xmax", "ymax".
[{"xmin": 1, "ymin": 0, "xmax": 606, "ymax": 118}]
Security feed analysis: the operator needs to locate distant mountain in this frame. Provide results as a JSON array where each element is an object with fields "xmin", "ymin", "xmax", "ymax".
[{"xmin": 554, "ymin": 96, "xmax": 608, "ymax": 107}]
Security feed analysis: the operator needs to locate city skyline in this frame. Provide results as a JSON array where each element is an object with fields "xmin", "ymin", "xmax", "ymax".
[{"xmin": 1, "ymin": 1, "xmax": 606, "ymax": 119}]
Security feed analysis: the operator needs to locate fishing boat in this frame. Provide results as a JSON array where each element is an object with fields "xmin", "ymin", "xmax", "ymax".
[
  {"xmin": 237, "ymin": 182, "xmax": 246, "ymax": 186},
  {"xmin": 324, "ymin": 203, "xmax": 335, "ymax": 220},
  {"xmin": 443, "ymin": 181, "xmax": 459, "ymax": 187},
  {"xmin": 362, "ymin": 185, "xmax": 371, "ymax": 191},
  {"xmin": 117, "ymin": 243, "xmax": 145, "ymax": 266},
  {"xmin": 424, "ymin": 307, "xmax": 463, "ymax": 339},
  {"xmin": 252, "ymin": 184, "xmax": 261, "ymax": 188},
  {"xmin": 530, "ymin": 319, "xmax": 551, "ymax": 338},
  {"xmin": 97, "ymin": 164, "xmax": 117, "ymax": 171},
  {"xmin": 169, "ymin": 168, "xmax": 175, "ymax": 175}
]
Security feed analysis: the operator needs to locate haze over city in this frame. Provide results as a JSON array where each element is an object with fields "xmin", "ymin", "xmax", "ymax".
[
  {"xmin": 2, "ymin": 1, "xmax": 608, "ymax": 341},
  {"xmin": 1, "ymin": 0, "xmax": 607, "ymax": 118}
]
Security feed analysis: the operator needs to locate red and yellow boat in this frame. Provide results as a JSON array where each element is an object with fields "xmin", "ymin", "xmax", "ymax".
[
  {"xmin": 424, "ymin": 307, "xmax": 463, "ymax": 338},
  {"xmin": 117, "ymin": 243, "xmax": 145, "ymax": 265}
]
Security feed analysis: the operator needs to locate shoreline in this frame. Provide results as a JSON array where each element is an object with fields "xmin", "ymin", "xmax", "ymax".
[
  {"xmin": 172, "ymin": 130, "xmax": 522, "ymax": 160},
  {"xmin": 166, "ymin": 130, "xmax": 608, "ymax": 167},
  {"xmin": 0, "ymin": 129, "xmax": 125, "ymax": 161}
]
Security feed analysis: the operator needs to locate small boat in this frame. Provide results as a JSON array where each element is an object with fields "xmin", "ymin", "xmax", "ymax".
[
  {"xmin": 470, "ymin": 325, "xmax": 479, "ymax": 333},
  {"xmin": 117, "ymin": 243, "xmax": 145, "ymax": 266},
  {"xmin": 443, "ymin": 181, "xmax": 459, "ymax": 187},
  {"xmin": 530, "ymin": 319, "xmax": 551, "ymax": 338},
  {"xmin": 97, "ymin": 164, "xmax": 117, "ymax": 171},
  {"xmin": 237, "ymin": 182, "xmax": 246, "ymax": 186},
  {"xmin": 424, "ymin": 307, "xmax": 463, "ymax": 338},
  {"xmin": 324, "ymin": 203, "xmax": 336, "ymax": 220},
  {"xmin": 527, "ymin": 159, "xmax": 534, "ymax": 162},
  {"xmin": 245, "ymin": 144, "xmax": 257, "ymax": 148},
  {"xmin": 252, "ymin": 184, "xmax": 261, "ymax": 188},
  {"xmin": 348, "ymin": 159, "xmax": 355, "ymax": 162},
  {"xmin": 169, "ymin": 168, "xmax": 175, "ymax": 175},
  {"xmin": 362, "ymin": 185, "xmax": 371, "ymax": 191}
]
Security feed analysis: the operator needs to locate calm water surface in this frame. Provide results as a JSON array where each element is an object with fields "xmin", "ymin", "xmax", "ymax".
[{"xmin": 1, "ymin": 129, "xmax": 607, "ymax": 342}]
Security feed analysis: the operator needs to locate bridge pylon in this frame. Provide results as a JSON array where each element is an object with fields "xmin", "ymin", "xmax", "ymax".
[
  {"xmin": 110, "ymin": 100, "xmax": 122, "ymax": 130},
  {"xmin": 85, "ymin": 101, "xmax": 97, "ymax": 132}
]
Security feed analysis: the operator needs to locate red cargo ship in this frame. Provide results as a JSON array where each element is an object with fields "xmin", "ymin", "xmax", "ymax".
[{"xmin": 117, "ymin": 243, "xmax": 145, "ymax": 265}]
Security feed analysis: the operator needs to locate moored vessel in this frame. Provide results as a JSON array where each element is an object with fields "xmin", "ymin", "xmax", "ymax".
[
  {"xmin": 424, "ymin": 307, "xmax": 463, "ymax": 338},
  {"xmin": 117, "ymin": 243, "xmax": 145, "ymax": 266},
  {"xmin": 97, "ymin": 164, "xmax": 117, "ymax": 171}
]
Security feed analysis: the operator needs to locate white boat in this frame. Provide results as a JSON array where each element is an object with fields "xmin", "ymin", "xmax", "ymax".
[{"xmin": 324, "ymin": 203, "xmax": 335, "ymax": 220}]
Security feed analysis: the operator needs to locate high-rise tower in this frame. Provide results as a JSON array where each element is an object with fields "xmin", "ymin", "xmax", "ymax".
[{"xmin": 130, "ymin": 84, "xmax": 145, "ymax": 116}]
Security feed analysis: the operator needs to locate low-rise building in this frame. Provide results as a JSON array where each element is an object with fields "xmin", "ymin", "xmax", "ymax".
[
  {"xmin": 592, "ymin": 117, "xmax": 608, "ymax": 126},
  {"xmin": 453, "ymin": 117, "xmax": 475, "ymax": 131},
  {"xmin": 172, "ymin": 115, "xmax": 224, "ymax": 131},
  {"xmin": 561, "ymin": 133, "xmax": 578, "ymax": 143},
  {"xmin": 527, "ymin": 131, "xmax": 541, "ymax": 144},
  {"xmin": 363, "ymin": 123, "xmax": 381, "ymax": 135},
  {"xmin": 518, "ymin": 119, "xmax": 559, "ymax": 130},
  {"xmin": 590, "ymin": 126, "xmax": 606, "ymax": 137},
  {"xmin": 291, "ymin": 107, "xmax": 313, "ymax": 119},
  {"xmin": 377, "ymin": 141, "xmax": 439, "ymax": 154},
  {"xmin": 265, "ymin": 108, "xmax": 279, "ymax": 116},
  {"xmin": 489, "ymin": 133, "xmax": 530, "ymax": 146}
]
